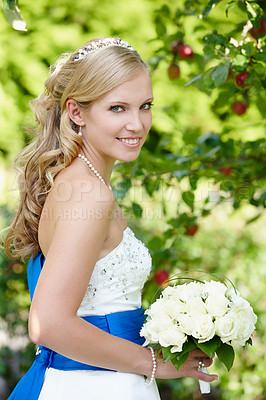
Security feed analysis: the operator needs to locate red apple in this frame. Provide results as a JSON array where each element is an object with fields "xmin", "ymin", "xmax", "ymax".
[
  {"xmin": 250, "ymin": 18, "xmax": 266, "ymax": 38},
  {"xmin": 177, "ymin": 44, "xmax": 194, "ymax": 59},
  {"xmin": 232, "ymin": 101, "xmax": 247, "ymax": 115},
  {"xmin": 234, "ymin": 71, "xmax": 250, "ymax": 88},
  {"xmin": 155, "ymin": 270, "xmax": 169, "ymax": 285},
  {"xmin": 167, "ymin": 64, "xmax": 180, "ymax": 80},
  {"xmin": 220, "ymin": 167, "xmax": 233, "ymax": 176},
  {"xmin": 185, "ymin": 225, "xmax": 198, "ymax": 236}
]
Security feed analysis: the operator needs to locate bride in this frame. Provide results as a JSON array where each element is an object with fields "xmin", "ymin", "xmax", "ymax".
[{"xmin": 4, "ymin": 37, "xmax": 218, "ymax": 399}]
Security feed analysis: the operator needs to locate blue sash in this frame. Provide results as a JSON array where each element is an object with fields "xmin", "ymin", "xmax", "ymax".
[{"xmin": 8, "ymin": 252, "xmax": 146, "ymax": 399}]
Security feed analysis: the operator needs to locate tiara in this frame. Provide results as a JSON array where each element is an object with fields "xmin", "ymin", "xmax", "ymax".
[{"xmin": 74, "ymin": 38, "xmax": 134, "ymax": 61}]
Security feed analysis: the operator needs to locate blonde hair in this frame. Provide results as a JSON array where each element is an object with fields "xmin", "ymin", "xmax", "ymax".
[{"xmin": 4, "ymin": 37, "xmax": 148, "ymax": 262}]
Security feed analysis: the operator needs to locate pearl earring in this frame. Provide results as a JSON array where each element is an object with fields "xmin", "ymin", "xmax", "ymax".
[{"xmin": 78, "ymin": 126, "xmax": 82, "ymax": 136}]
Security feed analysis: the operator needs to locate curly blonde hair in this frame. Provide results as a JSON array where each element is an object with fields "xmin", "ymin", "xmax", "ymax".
[{"xmin": 4, "ymin": 37, "xmax": 148, "ymax": 262}]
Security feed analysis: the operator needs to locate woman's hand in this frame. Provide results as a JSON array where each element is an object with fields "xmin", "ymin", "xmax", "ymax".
[{"xmin": 155, "ymin": 348, "xmax": 218, "ymax": 382}]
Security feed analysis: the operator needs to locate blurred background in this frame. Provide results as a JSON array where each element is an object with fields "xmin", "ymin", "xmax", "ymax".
[{"xmin": 0, "ymin": 0, "xmax": 265, "ymax": 399}]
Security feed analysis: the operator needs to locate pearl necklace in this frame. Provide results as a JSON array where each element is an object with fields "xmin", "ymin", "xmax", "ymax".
[{"xmin": 78, "ymin": 154, "xmax": 112, "ymax": 191}]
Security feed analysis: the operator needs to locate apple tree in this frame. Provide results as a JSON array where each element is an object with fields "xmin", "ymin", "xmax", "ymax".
[{"xmin": 113, "ymin": 0, "xmax": 265, "ymax": 285}]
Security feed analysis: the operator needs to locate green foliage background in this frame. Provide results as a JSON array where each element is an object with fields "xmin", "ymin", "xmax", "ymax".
[{"xmin": 0, "ymin": 0, "xmax": 265, "ymax": 399}]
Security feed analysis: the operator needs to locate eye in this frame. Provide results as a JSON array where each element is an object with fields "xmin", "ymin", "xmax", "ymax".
[
  {"xmin": 140, "ymin": 102, "xmax": 154, "ymax": 110},
  {"xmin": 110, "ymin": 105, "xmax": 124, "ymax": 112}
]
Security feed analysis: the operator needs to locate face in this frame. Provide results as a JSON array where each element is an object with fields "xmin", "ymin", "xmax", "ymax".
[{"xmin": 80, "ymin": 70, "xmax": 153, "ymax": 163}]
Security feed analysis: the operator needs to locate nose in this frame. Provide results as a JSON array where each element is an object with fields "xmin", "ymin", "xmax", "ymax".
[{"xmin": 125, "ymin": 111, "xmax": 143, "ymax": 132}]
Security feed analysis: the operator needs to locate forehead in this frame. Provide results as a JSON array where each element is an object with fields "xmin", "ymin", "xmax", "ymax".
[{"xmin": 101, "ymin": 71, "xmax": 153, "ymax": 103}]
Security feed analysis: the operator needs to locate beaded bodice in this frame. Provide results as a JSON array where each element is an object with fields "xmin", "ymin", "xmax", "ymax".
[{"xmin": 76, "ymin": 227, "xmax": 152, "ymax": 316}]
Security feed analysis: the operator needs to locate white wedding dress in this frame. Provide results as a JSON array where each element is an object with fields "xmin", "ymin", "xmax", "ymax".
[{"xmin": 38, "ymin": 227, "xmax": 161, "ymax": 399}]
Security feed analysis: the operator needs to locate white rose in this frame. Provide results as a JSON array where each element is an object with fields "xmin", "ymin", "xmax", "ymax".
[
  {"xmin": 178, "ymin": 314, "xmax": 195, "ymax": 335},
  {"xmin": 186, "ymin": 297, "xmax": 207, "ymax": 317},
  {"xmin": 228, "ymin": 296, "xmax": 253, "ymax": 314},
  {"xmin": 205, "ymin": 280, "xmax": 227, "ymax": 295},
  {"xmin": 140, "ymin": 310, "xmax": 174, "ymax": 344},
  {"xmin": 215, "ymin": 312, "xmax": 240, "ymax": 343},
  {"xmin": 192, "ymin": 314, "xmax": 216, "ymax": 343},
  {"xmin": 205, "ymin": 292, "xmax": 229, "ymax": 317},
  {"xmin": 140, "ymin": 320, "xmax": 159, "ymax": 346},
  {"xmin": 224, "ymin": 287, "xmax": 240, "ymax": 302},
  {"xmin": 241, "ymin": 306, "xmax": 257, "ymax": 326},
  {"xmin": 146, "ymin": 298, "xmax": 165, "ymax": 317},
  {"xmin": 150, "ymin": 312, "xmax": 173, "ymax": 331},
  {"xmin": 158, "ymin": 325, "xmax": 187, "ymax": 351},
  {"xmin": 162, "ymin": 286, "xmax": 176, "ymax": 299},
  {"xmin": 172, "ymin": 282, "xmax": 202, "ymax": 303},
  {"xmin": 231, "ymin": 309, "xmax": 257, "ymax": 346},
  {"xmin": 165, "ymin": 299, "xmax": 187, "ymax": 320}
]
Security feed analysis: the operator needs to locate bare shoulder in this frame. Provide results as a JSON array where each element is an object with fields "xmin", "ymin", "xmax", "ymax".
[
  {"xmin": 47, "ymin": 163, "xmax": 114, "ymax": 219},
  {"xmin": 39, "ymin": 162, "xmax": 114, "ymax": 257}
]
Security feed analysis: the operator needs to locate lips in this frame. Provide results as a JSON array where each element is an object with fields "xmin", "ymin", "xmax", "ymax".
[
  {"xmin": 116, "ymin": 138, "xmax": 140, "ymax": 144},
  {"xmin": 116, "ymin": 137, "xmax": 141, "ymax": 147}
]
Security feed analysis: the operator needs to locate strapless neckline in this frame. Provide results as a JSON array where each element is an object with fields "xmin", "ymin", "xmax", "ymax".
[
  {"xmin": 77, "ymin": 225, "xmax": 152, "ymax": 316},
  {"xmin": 96, "ymin": 226, "xmax": 130, "ymax": 263}
]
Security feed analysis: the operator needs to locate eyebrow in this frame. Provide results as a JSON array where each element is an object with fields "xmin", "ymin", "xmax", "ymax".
[{"xmin": 105, "ymin": 98, "xmax": 154, "ymax": 105}]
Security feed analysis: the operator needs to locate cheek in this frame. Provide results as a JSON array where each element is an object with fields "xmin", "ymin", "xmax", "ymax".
[
  {"xmin": 105, "ymin": 118, "xmax": 123, "ymax": 134},
  {"xmin": 145, "ymin": 114, "xmax": 152, "ymax": 133}
]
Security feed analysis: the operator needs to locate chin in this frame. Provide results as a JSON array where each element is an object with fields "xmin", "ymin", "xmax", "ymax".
[{"xmin": 117, "ymin": 151, "xmax": 141, "ymax": 163}]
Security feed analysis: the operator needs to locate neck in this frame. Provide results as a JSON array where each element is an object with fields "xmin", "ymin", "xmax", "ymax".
[{"xmin": 78, "ymin": 148, "xmax": 114, "ymax": 187}]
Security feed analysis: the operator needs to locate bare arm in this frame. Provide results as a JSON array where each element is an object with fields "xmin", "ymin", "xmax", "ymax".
[{"xmin": 29, "ymin": 178, "xmax": 218, "ymax": 382}]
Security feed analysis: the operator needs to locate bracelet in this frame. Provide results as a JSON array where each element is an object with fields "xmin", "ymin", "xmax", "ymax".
[{"xmin": 144, "ymin": 347, "xmax": 157, "ymax": 387}]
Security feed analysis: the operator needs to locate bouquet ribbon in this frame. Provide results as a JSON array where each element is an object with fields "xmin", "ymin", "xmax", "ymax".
[{"xmin": 198, "ymin": 366, "xmax": 211, "ymax": 394}]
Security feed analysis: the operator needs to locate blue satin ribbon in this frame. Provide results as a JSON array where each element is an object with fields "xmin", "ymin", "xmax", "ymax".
[{"xmin": 8, "ymin": 252, "xmax": 146, "ymax": 399}]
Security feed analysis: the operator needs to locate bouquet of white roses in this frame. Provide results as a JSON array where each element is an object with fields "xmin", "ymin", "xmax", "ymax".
[{"xmin": 140, "ymin": 280, "xmax": 257, "ymax": 393}]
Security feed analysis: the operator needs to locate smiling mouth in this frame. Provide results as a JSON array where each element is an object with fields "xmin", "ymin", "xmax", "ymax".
[{"xmin": 116, "ymin": 138, "xmax": 140, "ymax": 145}]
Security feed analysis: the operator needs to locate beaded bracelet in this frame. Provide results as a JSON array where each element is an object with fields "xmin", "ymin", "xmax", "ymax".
[{"xmin": 144, "ymin": 347, "xmax": 157, "ymax": 387}]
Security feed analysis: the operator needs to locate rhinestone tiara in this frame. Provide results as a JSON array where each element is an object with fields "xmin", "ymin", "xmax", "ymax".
[{"xmin": 74, "ymin": 38, "xmax": 134, "ymax": 61}]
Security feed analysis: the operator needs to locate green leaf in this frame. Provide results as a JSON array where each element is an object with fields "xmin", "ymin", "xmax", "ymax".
[
  {"xmin": 176, "ymin": 156, "xmax": 192, "ymax": 165},
  {"xmin": 253, "ymin": 63, "xmax": 265, "ymax": 75},
  {"xmin": 220, "ymin": 181, "xmax": 234, "ymax": 192},
  {"xmin": 189, "ymin": 177, "xmax": 198, "ymax": 190},
  {"xmin": 201, "ymin": 0, "xmax": 222, "ymax": 18},
  {"xmin": 113, "ymin": 178, "xmax": 132, "ymax": 199},
  {"xmin": 148, "ymin": 237, "xmax": 163, "ymax": 251},
  {"xmin": 246, "ymin": 213, "xmax": 261, "ymax": 224},
  {"xmin": 216, "ymin": 342, "xmax": 235, "ymax": 371},
  {"xmin": 204, "ymin": 145, "xmax": 221, "ymax": 158},
  {"xmin": 194, "ymin": 336, "xmax": 221, "ymax": 358},
  {"xmin": 143, "ymin": 178, "xmax": 160, "ymax": 197},
  {"xmin": 2, "ymin": 0, "xmax": 15, "ymax": 10},
  {"xmin": 184, "ymin": 74, "xmax": 203, "ymax": 87},
  {"xmin": 147, "ymin": 55, "xmax": 164, "ymax": 67},
  {"xmin": 180, "ymin": 339, "xmax": 197, "ymax": 354},
  {"xmin": 172, "ymin": 351, "xmax": 190, "ymax": 370},
  {"xmin": 182, "ymin": 191, "xmax": 195, "ymax": 210},
  {"xmin": 246, "ymin": 337, "xmax": 253, "ymax": 346},
  {"xmin": 242, "ymin": 42, "xmax": 257, "ymax": 57},
  {"xmin": 160, "ymin": 4, "xmax": 171, "ymax": 18},
  {"xmin": 258, "ymin": 192, "xmax": 266, "ymax": 207},
  {"xmin": 254, "ymin": 53, "xmax": 266, "ymax": 62},
  {"xmin": 155, "ymin": 16, "xmax": 166, "ymax": 37},
  {"xmin": 234, "ymin": 54, "xmax": 248, "ymax": 67},
  {"xmin": 172, "ymin": 170, "xmax": 189, "ymax": 181},
  {"xmin": 212, "ymin": 61, "xmax": 230, "ymax": 87},
  {"xmin": 132, "ymin": 202, "xmax": 143, "ymax": 218},
  {"xmin": 2, "ymin": 0, "xmax": 27, "ymax": 31},
  {"xmin": 225, "ymin": 1, "xmax": 236, "ymax": 17},
  {"xmin": 162, "ymin": 346, "xmax": 173, "ymax": 362},
  {"xmin": 149, "ymin": 343, "xmax": 161, "ymax": 350}
]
